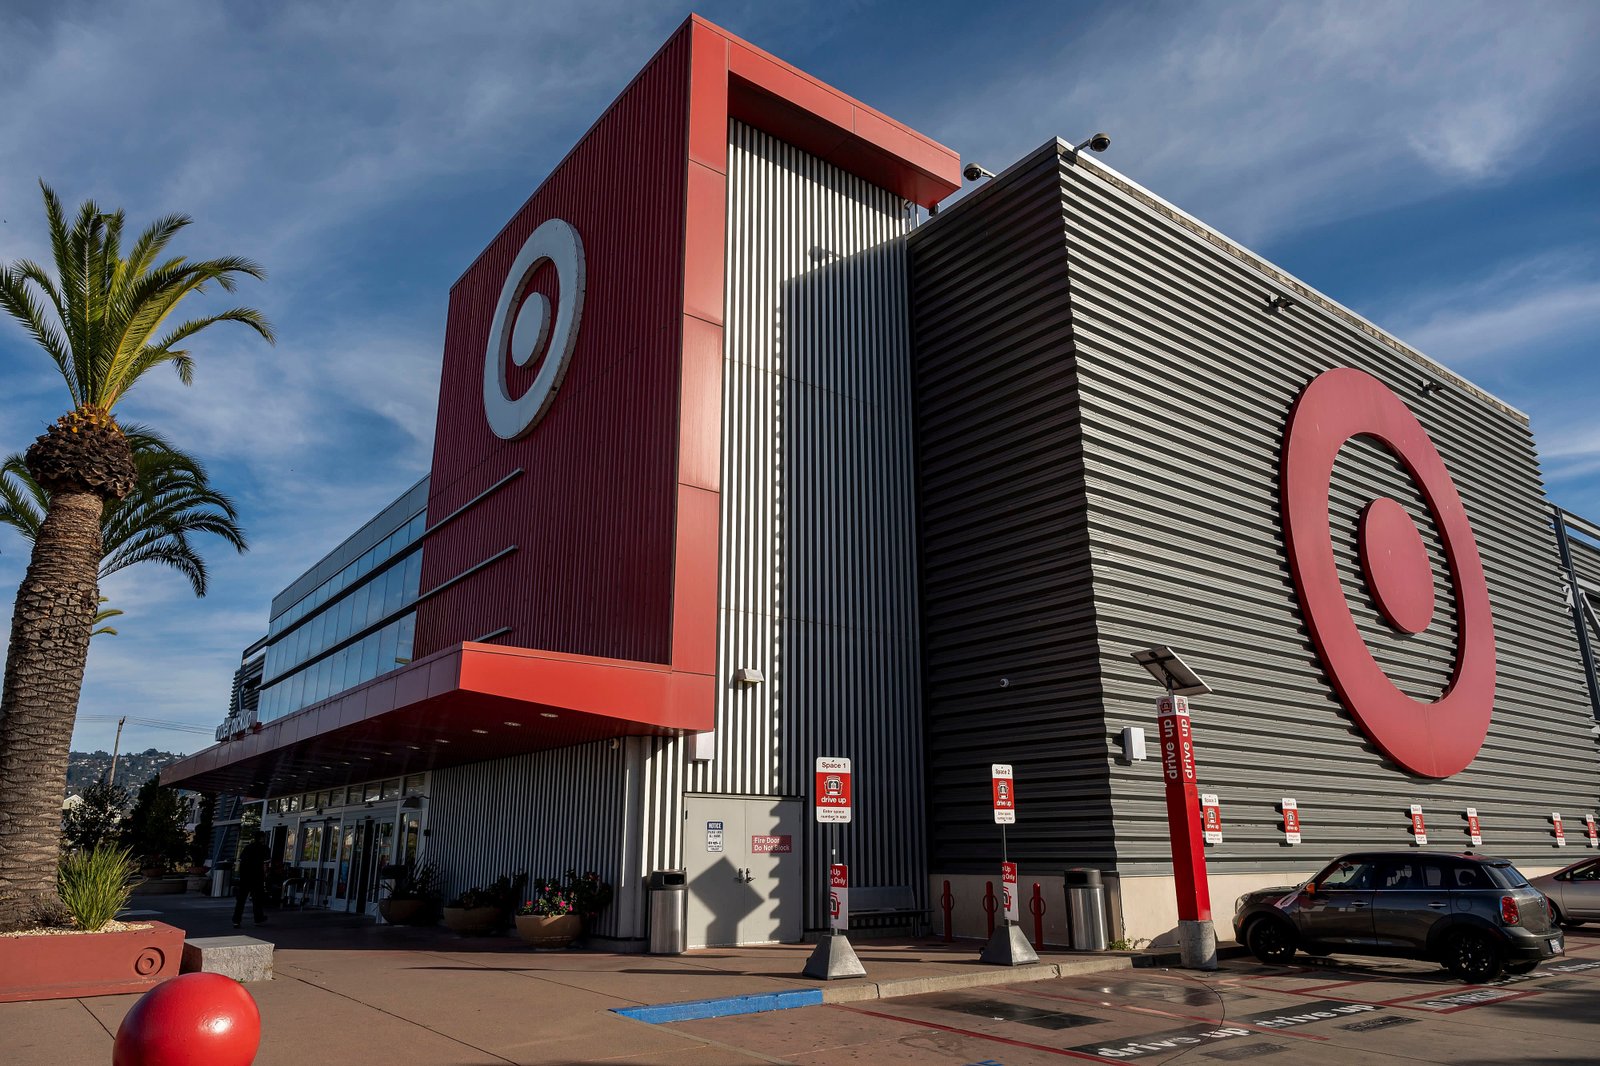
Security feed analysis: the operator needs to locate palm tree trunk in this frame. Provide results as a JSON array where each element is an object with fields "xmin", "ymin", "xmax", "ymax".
[{"xmin": 0, "ymin": 490, "xmax": 101, "ymax": 929}]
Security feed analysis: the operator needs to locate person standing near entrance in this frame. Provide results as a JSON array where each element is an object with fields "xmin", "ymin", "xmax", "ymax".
[{"xmin": 233, "ymin": 831, "xmax": 270, "ymax": 929}]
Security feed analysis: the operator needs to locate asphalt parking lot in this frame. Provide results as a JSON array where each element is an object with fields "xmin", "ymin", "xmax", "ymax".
[{"xmin": 661, "ymin": 926, "xmax": 1600, "ymax": 1065}]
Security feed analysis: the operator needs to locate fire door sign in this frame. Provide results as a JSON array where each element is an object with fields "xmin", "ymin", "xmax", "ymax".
[
  {"xmin": 815, "ymin": 757, "xmax": 852, "ymax": 823},
  {"xmin": 1587, "ymin": 814, "xmax": 1597, "ymax": 848},
  {"xmin": 992, "ymin": 764, "xmax": 1016, "ymax": 824},
  {"xmin": 1282, "ymin": 799, "xmax": 1302, "ymax": 845},
  {"xmin": 1553, "ymin": 811, "xmax": 1566, "ymax": 846},
  {"xmin": 750, "ymin": 835, "xmax": 792, "ymax": 854},
  {"xmin": 1410, "ymin": 805, "xmax": 1428, "ymax": 846},
  {"xmin": 1200, "ymin": 793, "xmax": 1223, "ymax": 845},
  {"xmin": 1000, "ymin": 862, "xmax": 1020, "ymax": 922},
  {"xmin": 829, "ymin": 864, "xmax": 849, "ymax": 931},
  {"xmin": 1466, "ymin": 807, "xmax": 1483, "ymax": 847}
]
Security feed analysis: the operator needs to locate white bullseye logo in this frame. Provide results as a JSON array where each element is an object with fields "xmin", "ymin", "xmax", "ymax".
[{"xmin": 482, "ymin": 218, "xmax": 586, "ymax": 440}]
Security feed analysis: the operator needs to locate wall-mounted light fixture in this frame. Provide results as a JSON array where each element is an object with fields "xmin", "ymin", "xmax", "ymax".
[
  {"xmin": 733, "ymin": 667, "xmax": 765, "ymax": 684},
  {"xmin": 1264, "ymin": 294, "xmax": 1296, "ymax": 315},
  {"xmin": 962, "ymin": 162, "xmax": 996, "ymax": 182},
  {"xmin": 1419, "ymin": 378, "xmax": 1446, "ymax": 396},
  {"xmin": 400, "ymin": 795, "xmax": 427, "ymax": 810},
  {"xmin": 1119, "ymin": 726, "xmax": 1147, "ymax": 763}
]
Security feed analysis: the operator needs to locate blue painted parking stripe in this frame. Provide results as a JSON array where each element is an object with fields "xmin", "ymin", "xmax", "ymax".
[{"xmin": 614, "ymin": 988, "xmax": 825, "ymax": 1024}]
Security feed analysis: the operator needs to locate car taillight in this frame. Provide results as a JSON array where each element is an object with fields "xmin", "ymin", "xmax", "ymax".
[
  {"xmin": 1545, "ymin": 894, "xmax": 1555, "ymax": 921},
  {"xmin": 1500, "ymin": 896, "xmax": 1519, "ymax": 925}
]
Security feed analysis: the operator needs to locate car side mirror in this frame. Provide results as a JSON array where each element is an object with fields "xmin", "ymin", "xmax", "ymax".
[{"xmin": 1303, "ymin": 883, "xmax": 1316, "ymax": 896}]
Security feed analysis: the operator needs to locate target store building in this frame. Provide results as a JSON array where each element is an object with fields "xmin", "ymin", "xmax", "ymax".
[{"xmin": 165, "ymin": 16, "xmax": 1600, "ymax": 948}]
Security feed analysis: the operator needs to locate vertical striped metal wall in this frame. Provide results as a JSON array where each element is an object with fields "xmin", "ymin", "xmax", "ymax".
[
  {"xmin": 907, "ymin": 146, "xmax": 1117, "ymax": 871},
  {"xmin": 426, "ymin": 735, "xmax": 683, "ymax": 940},
  {"xmin": 909, "ymin": 139, "xmax": 1600, "ymax": 881},
  {"xmin": 690, "ymin": 121, "xmax": 927, "ymax": 922}
]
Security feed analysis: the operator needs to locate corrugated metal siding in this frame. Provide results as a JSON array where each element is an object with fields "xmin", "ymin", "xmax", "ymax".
[
  {"xmin": 692, "ymin": 121, "xmax": 926, "ymax": 919},
  {"xmin": 426, "ymin": 741, "xmax": 632, "ymax": 936},
  {"xmin": 1050, "ymin": 143, "xmax": 1600, "ymax": 871},
  {"xmin": 415, "ymin": 26, "xmax": 690, "ymax": 664},
  {"xmin": 907, "ymin": 148, "xmax": 1118, "ymax": 872}
]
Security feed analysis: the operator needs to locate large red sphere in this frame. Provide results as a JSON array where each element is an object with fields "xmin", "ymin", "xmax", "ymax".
[{"xmin": 113, "ymin": 972, "xmax": 261, "ymax": 1066}]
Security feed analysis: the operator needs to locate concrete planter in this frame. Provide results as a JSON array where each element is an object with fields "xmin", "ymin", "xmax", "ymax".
[
  {"xmin": 442, "ymin": 905, "xmax": 505, "ymax": 936},
  {"xmin": 131, "ymin": 877, "xmax": 187, "ymax": 897},
  {"xmin": 514, "ymin": 913, "xmax": 581, "ymax": 950},
  {"xmin": 378, "ymin": 897, "xmax": 440, "ymax": 927},
  {"xmin": 0, "ymin": 920, "xmax": 185, "ymax": 1003}
]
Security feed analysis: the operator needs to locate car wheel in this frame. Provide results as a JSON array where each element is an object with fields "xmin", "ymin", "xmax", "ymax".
[
  {"xmin": 1504, "ymin": 960, "xmax": 1540, "ymax": 976},
  {"xmin": 1549, "ymin": 901, "xmax": 1585, "ymax": 929},
  {"xmin": 1446, "ymin": 930, "xmax": 1504, "ymax": 984},
  {"xmin": 1246, "ymin": 917, "xmax": 1296, "ymax": 964}
]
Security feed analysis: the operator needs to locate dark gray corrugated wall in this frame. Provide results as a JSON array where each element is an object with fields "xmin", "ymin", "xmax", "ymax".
[
  {"xmin": 910, "ymin": 138, "xmax": 1600, "ymax": 881},
  {"xmin": 908, "ymin": 146, "xmax": 1118, "ymax": 872}
]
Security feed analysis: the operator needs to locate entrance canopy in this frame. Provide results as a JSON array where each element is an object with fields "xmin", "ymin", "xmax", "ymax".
[{"xmin": 162, "ymin": 642, "xmax": 711, "ymax": 796}]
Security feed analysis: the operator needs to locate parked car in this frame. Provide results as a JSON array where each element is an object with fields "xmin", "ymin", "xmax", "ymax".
[
  {"xmin": 1233, "ymin": 852, "xmax": 1563, "ymax": 983},
  {"xmin": 1528, "ymin": 856, "xmax": 1599, "ymax": 927}
]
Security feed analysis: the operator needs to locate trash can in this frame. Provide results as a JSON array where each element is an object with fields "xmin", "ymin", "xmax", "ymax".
[
  {"xmin": 648, "ymin": 869, "xmax": 687, "ymax": 955},
  {"xmin": 1064, "ymin": 868, "xmax": 1108, "ymax": 951},
  {"xmin": 211, "ymin": 864, "xmax": 233, "ymax": 899}
]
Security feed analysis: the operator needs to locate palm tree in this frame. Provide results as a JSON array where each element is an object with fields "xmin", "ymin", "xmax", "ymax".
[
  {"xmin": 91, "ymin": 597, "xmax": 123, "ymax": 639},
  {"xmin": 0, "ymin": 424, "xmax": 249, "ymax": 598},
  {"xmin": 0, "ymin": 182, "xmax": 271, "ymax": 927}
]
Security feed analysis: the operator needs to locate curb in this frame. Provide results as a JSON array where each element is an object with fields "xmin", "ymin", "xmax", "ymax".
[
  {"xmin": 1134, "ymin": 941, "xmax": 1251, "ymax": 968},
  {"xmin": 615, "ymin": 954, "xmax": 1133, "ymax": 1023}
]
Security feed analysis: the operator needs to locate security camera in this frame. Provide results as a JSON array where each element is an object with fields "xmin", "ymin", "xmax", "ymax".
[
  {"xmin": 1086, "ymin": 132, "xmax": 1111, "ymax": 153},
  {"xmin": 963, "ymin": 162, "xmax": 996, "ymax": 182}
]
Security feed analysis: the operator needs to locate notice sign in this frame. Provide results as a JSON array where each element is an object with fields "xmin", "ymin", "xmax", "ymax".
[
  {"xmin": 1200, "ymin": 793, "xmax": 1223, "ymax": 845},
  {"xmin": 1410, "ymin": 804, "xmax": 1428, "ymax": 846},
  {"xmin": 1001, "ymin": 861, "xmax": 1020, "ymax": 921},
  {"xmin": 1587, "ymin": 814, "xmax": 1597, "ymax": 848},
  {"xmin": 1553, "ymin": 811, "xmax": 1567, "ymax": 846},
  {"xmin": 815, "ymin": 757, "xmax": 852, "ymax": 823},
  {"xmin": 706, "ymin": 820, "xmax": 724, "ymax": 853},
  {"xmin": 750, "ymin": 834, "xmax": 791, "ymax": 854},
  {"xmin": 1282, "ymin": 799, "xmax": 1302, "ymax": 845},
  {"xmin": 1466, "ymin": 807, "xmax": 1483, "ymax": 847},
  {"xmin": 992, "ymin": 764, "xmax": 1016, "ymax": 824},
  {"xmin": 829, "ymin": 864, "xmax": 849, "ymax": 931}
]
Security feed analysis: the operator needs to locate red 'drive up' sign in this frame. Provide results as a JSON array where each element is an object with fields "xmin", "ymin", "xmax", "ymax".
[
  {"xmin": 1200, "ymin": 793, "xmax": 1222, "ymax": 845},
  {"xmin": 1000, "ymin": 862, "xmax": 1019, "ymax": 921},
  {"xmin": 1466, "ymin": 807, "xmax": 1483, "ymax": 847},
  {"xmin": 815, "ymin": 757, "xmax": 852, "ymax": 823},
  {"xmin": 992, "ymin": 764, "xmax": 1015, "ymax": 824},
  {"xmin": 1410, "ymin": 804, "xmax": 1428, "ymax": 846},
  {"xmin": 830, "ymin": 864, "xmax": 849, "ymax": 931},
  {"xmin": 1282, "ymin": 799, "xmax": 1302, "ymax": 845},
  {"xmin": 1553, "ymin": 812, "xmax": 1566, "ymax": 846},
  {"xmin": 1587, "ymin": 814, "xmax": 1597, "ymax": 848}
]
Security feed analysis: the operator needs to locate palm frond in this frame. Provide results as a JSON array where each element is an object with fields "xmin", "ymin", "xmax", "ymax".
[{"xmin": 0, "ymin": 454, "xmax": 47, "ymax": 542}]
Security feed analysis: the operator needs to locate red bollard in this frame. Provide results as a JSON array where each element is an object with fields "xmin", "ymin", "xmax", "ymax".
[
  {"xmin": 114, "ymin": 972, "xmax": 261, "ymax": 1066},
  {"xmin": 982, "ymin": 880, "xmax": 998, "ymax": 938},
  {"xmin": 940, "ymin": 879, "xmax": 955, "ymax": 943},
  {"xmin": 1029, "ymin": 882, "xmax": 1046, "ymax": 951}
]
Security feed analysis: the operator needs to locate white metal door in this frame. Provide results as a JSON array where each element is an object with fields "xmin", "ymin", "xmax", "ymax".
[{"xmin": 684, "ymin": 796, "xmax": 802, "ymax": 948}]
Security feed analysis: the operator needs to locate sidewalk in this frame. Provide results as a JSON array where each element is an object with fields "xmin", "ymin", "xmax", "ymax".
[{"xmin": 1, "ymin": 894, "xmax": 1133, "ymax": 1065}]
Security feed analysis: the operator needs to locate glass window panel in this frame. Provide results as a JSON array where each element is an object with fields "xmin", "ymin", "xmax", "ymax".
[
  {"xmin": 288, "ymin": 670, "xmax": 304, "ymax": 711},
  {"xmin": 346, "ymin": 583, "xmax": 368, "ymax": 631},
  {"xmin": 364, "ymin": 781, "xmax": 381, "ymax": 802},
  {"xmin": 380, "ymin": 779, "xmax": 400, "ymax": 800},
  {"xmin": 383, "ymin": 567, "xmax": 404, "ymax": 615},
  {"xmin": 336, "ymin": 595, "xmax": 354, "ymax": 642},
  {"xmin": 403, "ymin": 774, "xmax": 425, "ymax": 795},
  {"xmin": 360, "ymin": 633, "xmax": 380, "ymax": 679},
  {"xmin": 367, "ymin": 580, "xmax": 386, "ymax": 627},
  {"xmin": 283, "ymin": 826, "xmax": 297, "ymax": 859},
  {"xmin": 404, "ymin": 551, "xmax": 423, "ymax": 598},
  {"xmin": 378, "ymin": 623, "xmax": 400, "ymax": 673},
  {"xmin": 397, "ymin": 613, "xmax": 415, "ymax": 663}
]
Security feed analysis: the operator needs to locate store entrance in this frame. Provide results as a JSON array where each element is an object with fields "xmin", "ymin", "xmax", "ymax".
[{"xmin": 347, "ymin": 816, "xmax": 396, "ymax": 915}]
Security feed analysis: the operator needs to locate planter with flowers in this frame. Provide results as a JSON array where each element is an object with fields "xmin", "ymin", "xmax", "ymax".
[
  {"xmin": 441, "ymin": 873, "xmax": 525, "ymax": 936},
  {"xmin": 514, "ymin": 869, "xmax": 613, "ymax": 950}
]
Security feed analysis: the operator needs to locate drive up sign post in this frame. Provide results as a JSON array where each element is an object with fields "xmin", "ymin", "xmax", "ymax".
[
  {"xmin": 1132, "ymin": 646, "xmax": 1218, "ymax": 971},
  {"xmin": 804, "ymin": 757, "xmax": 865, "ymax": 980},
  {"xmin": 980, "ymin": 764, "xmax": 1037, "ymax": 966}
]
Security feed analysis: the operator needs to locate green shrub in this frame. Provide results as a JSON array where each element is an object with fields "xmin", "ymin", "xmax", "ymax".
[{"xmin": 58, "ymin": 845, "xmax": 140, "ymax": 931}]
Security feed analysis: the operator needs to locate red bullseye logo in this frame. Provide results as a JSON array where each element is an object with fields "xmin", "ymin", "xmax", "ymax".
[{"xmin": 1281, "ymin": 368, "xmax": 1495, "ymax": 778}]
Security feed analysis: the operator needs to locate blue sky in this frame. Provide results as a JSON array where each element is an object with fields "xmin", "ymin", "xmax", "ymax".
[{"xmin": 2, "ymin": 0, "xmax": 1598, "ymax": 756}]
